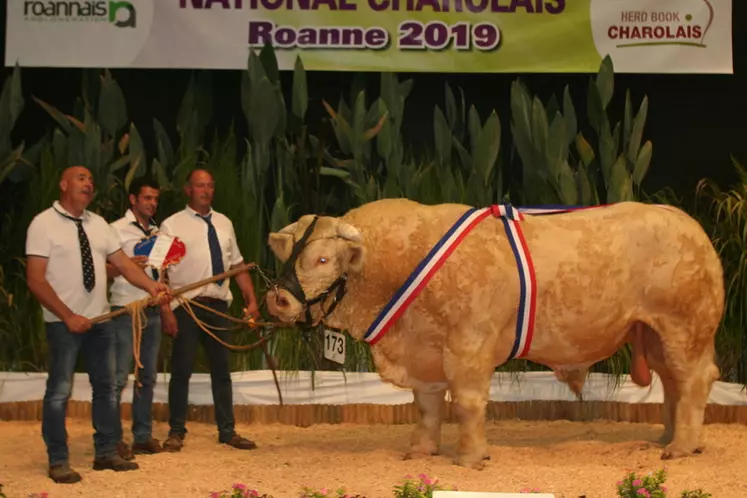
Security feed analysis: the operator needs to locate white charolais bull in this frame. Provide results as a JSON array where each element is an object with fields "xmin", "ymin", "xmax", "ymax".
[{"xmin": 265, "ymin": 198, "xmax": 724, "ymax": 469}]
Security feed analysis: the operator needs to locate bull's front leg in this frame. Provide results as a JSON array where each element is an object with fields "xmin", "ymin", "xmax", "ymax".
[
  {"xmin": 444, "ymin": 350, "xmax": 493, "ymax": 470},
  {"xmin": 404, "ymin": 389, "xmax": 446, "ymax": 460}
]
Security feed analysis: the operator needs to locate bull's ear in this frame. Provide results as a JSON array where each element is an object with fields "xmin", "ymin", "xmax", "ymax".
[
  {"xmin": 345, "ymin": 243, "xmax": 366, "ymax": 273},
  {"xmin": 268, "ymin": 233, "xmax": 295, "ymax": 262}
]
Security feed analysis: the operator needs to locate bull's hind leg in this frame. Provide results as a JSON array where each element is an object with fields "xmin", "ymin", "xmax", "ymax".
[
  {"xmin": 637, "ymin": 323, "xmax": 678, "ymax": 445},
  {"xmin": 404, "ymin": 389, "xmax": 446, "ymax": 460},
  {"xmin": 660, "ymin": 350, "xmax": 718, "ymax": 459},
  {"xmin": 648, "ymin": 320, "xmax": 719, "ymax": 459}
]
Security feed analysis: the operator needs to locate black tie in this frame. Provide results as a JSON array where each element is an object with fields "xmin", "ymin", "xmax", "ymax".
[
  {"xmin": 131, "ymin": 220, "xmax": 159, "ymax": 281},
  {"xmin": 55, "ymin": 208, "xmax": 95, "ymax": 292},
  {"xmin": 197, "ymin": 213, "xmax": 225, "ymax": 286}
]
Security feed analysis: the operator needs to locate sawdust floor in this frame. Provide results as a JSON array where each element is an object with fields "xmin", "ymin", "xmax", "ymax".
[{"xmin": 1, "ymin": 418, "xmax": 746, "ymax": 498}]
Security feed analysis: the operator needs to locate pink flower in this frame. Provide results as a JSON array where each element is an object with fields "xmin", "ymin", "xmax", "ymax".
[
  {"xmin": 210, "ymin": 492, "xmax": 223, "ymax": 498},
  {"xmin": 320, "ymin": 489, "xmax": 328, "ymax": 495},
  {"xmin": 233, "ymin": 483, "xmax": 247, "ymax": 491},
  {"xmin": 633, "ymin": 479, "xmax": 643, "ymax": 487},
  {"xmin": 662, "ymin": 487, "xmax": 668, "ymax": 493},
  {"xmin": 636, "ymin": 489, "xmax": 650, "ymax": 497}
]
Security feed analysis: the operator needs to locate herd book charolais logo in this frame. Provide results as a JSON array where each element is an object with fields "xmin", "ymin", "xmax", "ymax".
[
  {"xmin": 606, "ymin": 0, "xmax": 714, "ymax": 49},
  {"xmin": 23, "ymin": 0, "xmax": 137, "ymax": 28}
]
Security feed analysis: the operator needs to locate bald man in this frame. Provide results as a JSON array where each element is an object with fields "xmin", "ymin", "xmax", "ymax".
[
  {"xmin": 159, "ymin": 168, "xmax": 259, "ymax": 452},
  {"xmin": 25, "ymin": 166, "xmax": 171, "ymax": 484}
]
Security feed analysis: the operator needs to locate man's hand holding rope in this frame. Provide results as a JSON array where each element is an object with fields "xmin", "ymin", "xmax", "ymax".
[{"xmin": 147, "ymin": 281, "xmax": 172, "ymax": 307}]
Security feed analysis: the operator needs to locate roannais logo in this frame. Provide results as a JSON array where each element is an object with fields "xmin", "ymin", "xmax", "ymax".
[{"xmin": 23, "ymin": 1, "xmax": 136, "ymax": 28}]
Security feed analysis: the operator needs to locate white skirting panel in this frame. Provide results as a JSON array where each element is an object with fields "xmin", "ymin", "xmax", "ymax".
[{"xmin": 1, "ymin": 370, "xmax": 746, "ymax": 406}]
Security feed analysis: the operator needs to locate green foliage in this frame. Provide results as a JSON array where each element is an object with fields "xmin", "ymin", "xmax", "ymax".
[
  {"xmin": 432, "ymin": 81, "xmax": 504, "ymax": 207},
  {"xmin": 615, "ymin": 466, "xmax": 713, "ymax": 498},
  {"xmin": 320, "ymin": 76, "xmax": 395, "ymax": 204},
  {"xmin": 300, "ymin": 486, "xmax": 362, "ymax": 498},
  {"xmin": 32, "ymin": 68, "xmax": 142, "ymax": 219},
  {"xmin": 392, "ymin": 474, "xmax": 453, "ymax": 498},
  {"xmin": 209, "ymin": 483, "xmax": 269, "ymax": 497},
  {"xmin": 616, "ymin": 468, "xmax": 668, "ymax": 498},
  {"xmin": 510, "ymin": 55, "xmax": 652, "ymax": 207},
  {"xmin": 693, "ymin": 155, "xmax": 747, "ymax": 384},
  {"xmin": 0, "ymin": 63, "xmax": 30, "ymax": 188}
]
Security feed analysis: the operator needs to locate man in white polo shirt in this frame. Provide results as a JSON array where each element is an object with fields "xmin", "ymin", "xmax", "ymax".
[
  {"xmin": 25, "ymin": 166, "xmax": 170, "ymax": 484},
  {"xmin": 158, "ymin": 168, "xmax": 260, "ymax": 452},
  {"xmin": 107, "ymin": 177, "xmax": 168, "ymax": 459}
]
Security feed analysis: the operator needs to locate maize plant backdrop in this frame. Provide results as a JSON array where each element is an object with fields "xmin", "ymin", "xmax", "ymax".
[{"xmin": 0, "ymin": 46, "xmax": 745, "ymax": 388}]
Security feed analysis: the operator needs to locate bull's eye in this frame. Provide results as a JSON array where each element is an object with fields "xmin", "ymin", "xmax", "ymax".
[{"xmin": 319, "ymin": 257, "xmax": 328, "ymax": 264}]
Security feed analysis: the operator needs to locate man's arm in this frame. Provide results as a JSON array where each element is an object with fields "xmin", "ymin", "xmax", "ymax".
[
  {"xmin": 26, "ymin": 256, "xmax": 75, "ymax": 322},
  {"xmin": 226, "ymin": 221, "xmax": 259, "ymax": 316},
  {"xmin": 106, "ymin": 256, "xmax": 147, "ymax": 280},
  {"xmin": 26, "ymin": 256, "xmax": 90, "ymax": 333},
  {"xmin": 158, "ymin": 268, "xmax": 179, "ymax": 336},
  {"xmin": 107, "ymin": 250, "xmax": 169, "ymax": 303},
  {"xmin": 232, "ymin": 263, "xmax": 259, "ymax": 317},
  {"xmin": 106, "ymin": 262, "xmax": 121, "ymax": 280}
]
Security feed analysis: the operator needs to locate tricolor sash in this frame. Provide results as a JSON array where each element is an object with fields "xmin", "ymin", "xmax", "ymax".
[{"xmin": 362, "ymin": 203, "xmax": 604, "ymax": 361}]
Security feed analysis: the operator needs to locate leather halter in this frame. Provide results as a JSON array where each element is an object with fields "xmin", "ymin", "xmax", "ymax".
[{"xmin": 271, "ymin": 216, "xmax": 348, "ymax": 327}]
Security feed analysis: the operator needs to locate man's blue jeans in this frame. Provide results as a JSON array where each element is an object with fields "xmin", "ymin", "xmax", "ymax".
[
  {"xmin": 42, "ymin": 320, "xmax": 119, "ymax": 466},
  {"xmin": 111, "ymin": 306, "xmax": 162, "ymax": 445}
]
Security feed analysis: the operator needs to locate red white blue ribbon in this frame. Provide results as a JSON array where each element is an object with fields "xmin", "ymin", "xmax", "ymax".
[
  {"xmin": 362, "ymin": 203, "xmax": 601, "ymax": 360},
  {"xmin": 133, "ymin": 233, "xmax": 186, "ymax": 271}
]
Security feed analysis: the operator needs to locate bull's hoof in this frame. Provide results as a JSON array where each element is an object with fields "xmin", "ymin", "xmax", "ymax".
[
  {"xmin": 660, "ymin": 444, "xmax": 695, "ymax": 460},
  {"xmin": 403, "ymin": 443, "xmax": 439, "ymax": 461},
  {"xmin": 402, "ymin": 450, "xmax": 438, "ymax": 461},
  {"xmin": 453, "ymin": 454, "xmax": 487, "ymax": 470}
]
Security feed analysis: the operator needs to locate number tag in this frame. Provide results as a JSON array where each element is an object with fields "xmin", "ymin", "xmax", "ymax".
[{"xmin": 323, "ymin": 329, "xmax": 346, "ymax": 365}]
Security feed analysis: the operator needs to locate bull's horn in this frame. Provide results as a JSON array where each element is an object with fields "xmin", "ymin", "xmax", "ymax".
[{"xmin": 336, "ymin": 222, "xmax": 362, "ymax": 242}]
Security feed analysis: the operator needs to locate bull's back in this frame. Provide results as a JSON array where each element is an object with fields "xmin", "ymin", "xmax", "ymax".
[
  {"xmin": 344, "ymin": 198, "xmax": 722, "ymax": 317},
  {"xmin": 523, "ymin": 202, "xmax": 723, "ymax": 331}
]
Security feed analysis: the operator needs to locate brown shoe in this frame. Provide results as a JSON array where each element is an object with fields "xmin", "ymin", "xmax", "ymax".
[
  {"xmin": 117, "ymin": 440, "xmax": 135, "ymax": 461},
  {"xmin": 221, "ymin": 434, "xmax": 258, "ymax": 450},
  {"xmin": 92, "ymin": 454, "xmax": 139, "ymax": 472},
  {"xmin": 48, "ymin": 462, "xmax": 82, "ymax": 483},
  {"xmin": 162, "ymin": 434, "xmax": 184, "ymax": 453},
  {"xmin": 132, "ymin": 437, "xmax": 165, "ymax": 455}
]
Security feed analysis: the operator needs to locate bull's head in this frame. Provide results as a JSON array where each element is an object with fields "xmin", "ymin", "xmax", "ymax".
[{"xmin": 265, "ymin": 215, "xmax": 366, "ymax": 325}]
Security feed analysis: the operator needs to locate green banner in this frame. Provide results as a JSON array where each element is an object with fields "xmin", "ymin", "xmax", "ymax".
[{"xmin": 4, "ymin": 0, "xmax": 733, "ymax": 73}]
